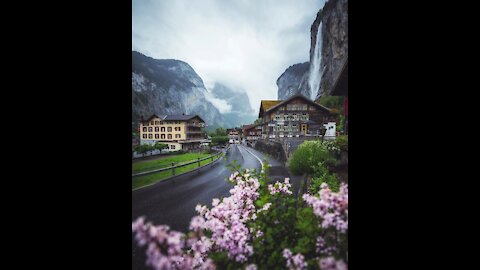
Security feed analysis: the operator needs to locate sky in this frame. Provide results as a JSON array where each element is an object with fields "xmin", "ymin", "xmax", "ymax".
[{"xmin": 133, "ymin": 0, "xmax": 326, "ymax": 113}]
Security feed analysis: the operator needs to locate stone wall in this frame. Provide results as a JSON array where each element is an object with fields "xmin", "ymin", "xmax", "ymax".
[{"xmin": 254, "ymin": 139, "xmax": 287, "ymax": 163}]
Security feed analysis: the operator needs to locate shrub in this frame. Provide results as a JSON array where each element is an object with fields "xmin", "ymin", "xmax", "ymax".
[
  {"xmin": 310, "ymin": 162, "xmax": 340, "ymax": 194},
  {"xmin": 335, "ymin": 135, "xmax": 348, "ymax": 153},
  {"xmin": 288, "ymin": 140, "xmax": 335, "ymax": 176}
]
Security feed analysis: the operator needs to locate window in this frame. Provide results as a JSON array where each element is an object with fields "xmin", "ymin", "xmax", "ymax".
[
  {"xmin": 155, "ymin": 134, "xmax": 159, "ymax": 139},
  {"xmin": 168, "ymin": 134, "xmax": 172, "ymax": 139},
  {"xmin": 148, "ymin": 127, "xmax": 153, "ymax": 132},
  {"xmin": 161, "ymin": 134, "xmax": 165, "ymax": 139},
  {"xmin": 292, "ymin": 124, "xmax": 297, "ymax": 131},
  {"xmin": 171, "ymin": 145, "xmax": 176, "ymax": 150},
  {"xmin": 148, "ymin": 134, "xmax": 153, "ymax": 139},
  {"xmin": 142, "ymin": 134, "xmax": 147, "ymax": 139},
  {"xmin": 143, "ymin": 127, "xmax": 147, "ymax": 132},
  {"xmin": 150, "ymin": 121, "xmax": 154, "ymax": 125},
  {"xmin": 155, "ymin": 121, "xmax": 159, "ymax": 125},
  {"xmin": 167, "ymin": 127, "xmax": 172, "ymax": 132},
  {"xmin": 279, "ymin": 106, "xmax": 284, "ymax": 111},
  {"xmin": 174, "ymin": 127, "xmax": 181, "ymax": 131},
  {"xmin": 175, "ymin": 134, "xmax": 181, "ymax": 138},
  {"xmin": 160, "ymin": 121, "xmax": 164, "ymax": 125},
  {"xmin": 155, "ymin": 127, "xmax": 159, "ymax": 132},
  {"xmin": 161, "ymin": 127, "xmax": 165, "ymax": 132}
]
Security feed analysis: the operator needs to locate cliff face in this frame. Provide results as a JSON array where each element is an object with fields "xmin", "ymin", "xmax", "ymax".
[
  {"xmin": 310, "ymin": 0, "xmax": 348, "ymax": 99},
  {"xmin": 132, "ymin": 51, "xmax": 227, "ymax": 128},
  {"xmin": 276, "ymin": 62, "xmax": 310, "ymax": 100}
]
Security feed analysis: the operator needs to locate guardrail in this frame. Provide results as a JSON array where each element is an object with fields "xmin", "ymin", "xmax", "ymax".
[{"xmin": 132, "ymin": 151, "xmax": 223, "ymax": 177}]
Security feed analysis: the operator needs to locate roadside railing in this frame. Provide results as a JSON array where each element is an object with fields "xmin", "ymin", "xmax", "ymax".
[{"xmin": 132, "ymin": 151, "xmax": 223, "ymax": 177}]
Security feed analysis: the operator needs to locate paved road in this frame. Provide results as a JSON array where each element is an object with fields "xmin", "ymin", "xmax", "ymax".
[{"xmin": 132, "ymin": 144, "xmax": 301, "ymax": 270}]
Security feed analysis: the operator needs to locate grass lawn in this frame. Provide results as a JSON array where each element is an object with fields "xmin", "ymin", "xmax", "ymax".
[
  {"xmin": 132, "ymin": 154, "xmax": 221, "ymax": 190},
  {"xmin": 132, "ymin": 152, "xmax": 211, "ymax": 174}
]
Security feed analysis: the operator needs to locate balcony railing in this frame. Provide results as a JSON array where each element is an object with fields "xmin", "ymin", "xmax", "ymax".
[{"xmin": 187, "ymin": 123, "xmax": 205, "ymax": 127}]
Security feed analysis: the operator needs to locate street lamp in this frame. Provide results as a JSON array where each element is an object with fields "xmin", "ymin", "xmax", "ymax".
[{"xmin": 319, "ymin": 125, "xmax": 327, "ymax": 142}]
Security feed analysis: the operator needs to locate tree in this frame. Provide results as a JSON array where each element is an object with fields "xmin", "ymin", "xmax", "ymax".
[
  {"xmin": 214, "ymin": 127, "xmax": 227, "ymax": 136},
  {"xmin": 211, "ymin": 136, "xmax": 229, "ymax": 146},
  {"xmin": 154, "ymin": 142, "xmax": 168, "ymax": 151},
  {"xmin": 135, "ymin": 144, "xmax": 154, "ymax": 157}
]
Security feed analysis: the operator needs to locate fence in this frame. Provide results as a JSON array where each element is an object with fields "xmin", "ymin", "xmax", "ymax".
[{"xmin": 132, "ymin": 151, "xmax": 223, "ymax": 177}]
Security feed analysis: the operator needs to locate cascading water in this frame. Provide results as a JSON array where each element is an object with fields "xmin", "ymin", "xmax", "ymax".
[{"xmin": 308, "ymin": 22, "xmax": 323, "ymax": 100}]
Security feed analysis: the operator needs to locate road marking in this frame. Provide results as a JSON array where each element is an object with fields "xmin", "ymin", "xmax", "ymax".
[{"xmin": 239, "ymin": 145, "xmax": 264, "ymax": 171}]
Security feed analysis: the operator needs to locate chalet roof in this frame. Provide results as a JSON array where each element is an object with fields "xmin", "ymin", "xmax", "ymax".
[
  {"xmin": 265, "ymin": 94, "xmax": 333, "ymax": 114},
  {"xmin": 141, "ymin": 114, "xmax": 204, "ymax": 123},
  {"xmin": 164, "ymin": 114, "xmax": 204, "ymax": 122},
  {"xmin": 243, "ymin": 123, "xmax": 263, "ymax": 131},
  {"xmin": 258, "ymin": 100, "xmax": 282, "ymax": 118}
]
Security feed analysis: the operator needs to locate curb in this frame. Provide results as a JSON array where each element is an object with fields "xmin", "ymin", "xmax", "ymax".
[{"xmin": 132, "ymin": 154, "xmax": 224, "ymax": 192}]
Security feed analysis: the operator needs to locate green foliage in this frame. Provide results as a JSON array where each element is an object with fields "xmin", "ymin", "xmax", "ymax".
[
  {"xmin": 210, "ymin": 127, "xmax": 227, "ymax": 137},
  {"xmin": 337, "ymin": 114, "xmax": 345, "ymax": 133},
  {"xmin": 318, "ymin": 95, "xmax": 344, "ymax": 113},
  {"xmin": 153, "ymin": 142, "xmax": 168, "ymax": 151},
  {"xmin": 288, "ymin": 140, "xmax": 335, "ymax": 176},
  {"xmin": 310, "ymin": 162, "xmax": 340, "ymax": 194},
  {"xmin": 211, "ymin": 136, "xmax": 229, "ymax": 145},
  {"xmin": 135, "ymin": 144, "xmax": 154, "ymax": 156},
  {"xmin": 254, "ymin": 118, "xmax": 262, "ymax": 125},
  {"xmin": 335, "ymin": 135, "xmax": 348, "ymax": 152}
]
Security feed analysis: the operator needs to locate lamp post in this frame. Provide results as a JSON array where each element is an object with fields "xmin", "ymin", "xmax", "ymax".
[{"xmin": 320, "ymin": 125, "xmax": 327, "ymax": 142}]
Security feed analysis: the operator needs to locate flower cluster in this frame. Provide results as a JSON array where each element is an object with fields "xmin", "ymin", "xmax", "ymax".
[
  {"xmin": 196, "ymin": 171, "xmax": 261, "ymax": 262},
  {"xmin": 322, "ymin": 140, "xmax": 341, "ymax": 155},
  {"xmin": 303, "ymin": 183, "xmax": 348, "ymax": 233},
  {"xmin": 256, "ymin": 202, "xmax": 271, "ymax": 214},
  {"xmin": 283, "ymin": 249, "xmax": 308, "ymax": 270},
  {"xmin": 132, "ymin": 217, "xmax": 216, "ymax": 270},
  {"xmin": 268, "ymin": 178, "xmax": 293, "ymax": 195},
  {"xmin": 316, "ymin": 236, "xmax": 336, "ymax": 255},
  {"xmin": 318, "ymin": 256, "xmax": 347, "ymax": 270}
]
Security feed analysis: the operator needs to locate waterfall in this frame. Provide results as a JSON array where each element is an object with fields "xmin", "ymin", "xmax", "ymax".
[{"xmin": 308, "ymin": 22, "xmax": 323, "ymax": 100}]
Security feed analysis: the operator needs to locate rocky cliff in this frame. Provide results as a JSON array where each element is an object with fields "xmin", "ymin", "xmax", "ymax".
[
  {"xmin": 310, "ymin": 0, "xmax": 348, "ymax": 99},
  {"xmin": 132, "ymin": 51, "xmax": 227, "ymax": 128},
  {"xmin": 276, "ymin": 62, "xmax": 310, "ymax": 100}
]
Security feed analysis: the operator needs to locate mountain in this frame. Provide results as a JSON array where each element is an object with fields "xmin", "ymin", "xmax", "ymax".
[
  {"xmin": 209, "ymin": 83, "xmax": 256, "ymax": 127},
  {"xmin": 276, "ymin": 62, "xmax": 311, "ymax": 100},
  {"xmin": 132, "ymin": 51, "xmax": 227, "ymax": 128},
  {"xmin": 309, "ymin": 0, "xmax": 348, "ymax": 99}
]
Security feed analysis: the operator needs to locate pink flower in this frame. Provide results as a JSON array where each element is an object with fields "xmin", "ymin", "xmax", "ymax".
[
  {"xmin": 245, "ymin": 264, "xmax": 257, "ymax": 270},
  {"xmin": 268, "ymin": 178, "xmax": 293, "ymax": 195},
  {"xmin": 283, "ymin": 248, "xmax": 307, "ymax": 270},
  {"xmin": 319, "ymin": 257, "xmax": 347, "ymax": 270},
  {"xmin": 189, "ymin": 215, "xmax": 205, "ymax": 232},
  {"xmin": 303, "ymin": 183, "xmax": 348, "ymax": 233}
]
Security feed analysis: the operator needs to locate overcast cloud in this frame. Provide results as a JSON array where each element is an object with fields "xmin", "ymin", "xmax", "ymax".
[{"xmin": 133, "ymin": 0, "xmax": 326, "ymax": 113}]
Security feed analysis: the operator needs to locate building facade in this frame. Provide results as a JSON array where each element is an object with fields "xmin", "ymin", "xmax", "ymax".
[
  {"xmin": 258, "ymin": 94, "xmax": 336, "ymax": 139},
  {"xmin": 139, "ymin": 114, "xmax": 206, "ymax": 151},
  {"xmin": 227, "ymin": 128, "xmax": 241, "ymax": 143},
  {"xmin": 242, "ymin": 124, "xmax": 262, "ymax": 144}
]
